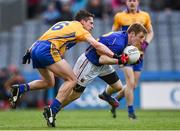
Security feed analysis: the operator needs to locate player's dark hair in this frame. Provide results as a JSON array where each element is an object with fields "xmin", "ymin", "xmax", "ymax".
[
  {"xmin": 74, "ymin": 10, "xmax": 95, "ymax": 22},
  {"xmin": 127, "ymin": 23, "xmax": 147, "ymax": 35}
]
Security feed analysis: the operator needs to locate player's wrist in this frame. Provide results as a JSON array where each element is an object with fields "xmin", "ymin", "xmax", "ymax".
[
  {"xmin": 141, "ymin": 40, "xmax": 149, "ymax": 51},
  {"xmin": 115, "ymin": 59, "xmax": 118, "ymax": 64},
  {"xmin": 144, "ymin": 40, "xmax": 149, "ymax": 45},
  {"xmin": 113, "ymin": 54, "xmax": 120, "ymax": 59},
  {"xmin": 116, "ymin": 54, "xmax": 129, "ymax": 65}
]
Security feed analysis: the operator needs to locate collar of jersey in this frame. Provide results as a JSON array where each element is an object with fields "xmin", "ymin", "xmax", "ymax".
[{"xmin": 124, "ymin": 7, "xmax": 140, "ymax": 13}]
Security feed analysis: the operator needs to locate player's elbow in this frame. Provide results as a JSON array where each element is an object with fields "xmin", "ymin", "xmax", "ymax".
[
  {"xmin": 99, "ymin": 55, "xmax": 105, "ymax": 64},
  {"xmin": 146, "ymin": 29, "xmax": 154, "ymax": 43},
  {"xmin": 151, "ymin": 30, "xmax": 154, "ymax": 38},
  {"xmin": 99, "ymin": 55, "xmax": 112, "ymax": 65},
  {"xmin": 91, "ymin": 41, "xmax": 100, "ymax": 49}
]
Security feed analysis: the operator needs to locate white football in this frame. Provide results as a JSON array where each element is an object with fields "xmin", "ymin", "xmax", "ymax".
[{"xmin": 123, "ymin": 45, "xmax": 140, "ymax": 64}]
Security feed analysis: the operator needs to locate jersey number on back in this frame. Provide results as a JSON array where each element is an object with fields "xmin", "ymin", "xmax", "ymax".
[{"xmin": 51, "ymin": 22, "xmax": 69, "ymax": 30}]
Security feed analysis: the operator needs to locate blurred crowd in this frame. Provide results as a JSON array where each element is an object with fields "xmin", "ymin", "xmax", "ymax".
[
  {"xmin": 150, "ymin": 0, "xmax": 180, "ymax": 11},
  {"xmin": 27, "ymin": 0, "xmax": 180, "ymax": 25},
  {"xmin": 27, "ymin": 0, "xmax": 124, "ymax": 25}
]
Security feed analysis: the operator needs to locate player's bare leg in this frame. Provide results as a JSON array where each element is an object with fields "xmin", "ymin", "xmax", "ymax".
[
  {"xmin": 106, "ymin": 85, "xmax": 125, "ymax": 118},
  {"xmin": 9, "ymin": 59, "xmax": 77, "ymax": 127},
  {"xmin": 43, "ymin": 59, "xmax": 77, "ymax": 127},
  {"xmin": 109, "ymin": 70, "xmax": 141, "ymax": 119},
  {"xmin": 99, "ymin": 80, "xmax": 123, "ymax": 118},
  {"xmin": 44, "ymin": 84, "xmax": 84, "ymax": 127},
  {"xmin": 9, "ymin": 69, "xmax": 55, "ymax": 108},
  {"xmin": 134, "ymin": 71, "xmax": 141, "ymax": 90},
  {"xmin": 123, "ymin": 67, "xmax": 137, "ymax": 119},
  {"xmin": 62, "ymin": 88, "xmax": 83, "ymax": 107}
]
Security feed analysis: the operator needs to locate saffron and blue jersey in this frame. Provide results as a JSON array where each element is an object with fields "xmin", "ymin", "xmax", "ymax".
[
  {"xmin": 112, "ymin": 10, "xmax": 152, "ymax": 32},
  {"xmin": 38, "ymin": 21, "xmax": 91, "ymax": 56},
  {"xmin": 85, "ymin": 31, "xmax": 128, "ymax": 66},
  {"xmin": 31, "ymin": 21, "xmax": 91, "ymax": 68}
]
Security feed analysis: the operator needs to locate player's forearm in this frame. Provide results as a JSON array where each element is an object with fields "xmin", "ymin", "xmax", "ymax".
[
  {"xmin": 95, "ymin": 42, "xmax": 114, "ymax": 57},
  {"xmin": 99, "ymin": 55, "xmax": 117, "ymax": 65},
  {"xmin": 146, "ymin": 33, "xmax": 153, "ymax": 43},
  {"xmin": 146, "ymin": 27, "xmax": 154, "ymax": 43}
]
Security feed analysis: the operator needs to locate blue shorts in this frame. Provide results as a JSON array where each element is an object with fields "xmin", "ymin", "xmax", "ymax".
[
  {"xmin": 31, "ymin": 40, "xmax": 61, "ymax": 68},
  {"xmin": 125, "ymin": 59, "xmax": 143, "ymax": 71}
]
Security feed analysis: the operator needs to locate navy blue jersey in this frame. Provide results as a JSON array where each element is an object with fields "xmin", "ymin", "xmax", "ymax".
[{"xmin": 85, "ymin": 31, "xmax": 128, "ymax": 66}]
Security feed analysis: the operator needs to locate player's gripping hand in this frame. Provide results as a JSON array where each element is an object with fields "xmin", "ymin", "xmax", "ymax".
[
  {"xmin": 130, "ymin": 54, "xmax": 143, "ymax": 65},
  {"xmin": 141, "ymin": 40, "xmax": 149, "ymax": 52},
  {"xmin": 113, "ymin": 54, "xmax": 129, "ymax": 65},
  {"xmin": 118, "ymin": 54, "xmax": 129, "ymax": 64},
  {"xmin": 22, "ymin": 50, "xmax": 31, "ymax": 64}
]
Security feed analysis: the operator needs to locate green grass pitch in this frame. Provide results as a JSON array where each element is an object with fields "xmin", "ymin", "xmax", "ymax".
[{"xmin": 0, "ymin": 109, "xmax": 180, "ymax": 130}]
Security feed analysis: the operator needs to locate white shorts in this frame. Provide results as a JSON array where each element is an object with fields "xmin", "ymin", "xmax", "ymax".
[{"xmin": 73, "ymin": 53, "xmax": 115, "ymax": 87}]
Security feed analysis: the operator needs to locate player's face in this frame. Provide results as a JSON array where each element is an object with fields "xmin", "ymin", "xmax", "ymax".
[
  {"xmin": 130, "ymin": 32, "xmax": 146, "ymax": 46},
  {"xmin": 82, "ymin": 17, "xmax": 94, "ymax": 32},
  {"xmin": 126, "ymin": 0, "xmax": 139, "ymax": 11}
]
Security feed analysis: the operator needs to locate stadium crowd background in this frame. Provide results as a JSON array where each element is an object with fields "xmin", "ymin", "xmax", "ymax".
[{"xmin": 0, "ymin": 0, "xmax": 180, "ymax": 109}]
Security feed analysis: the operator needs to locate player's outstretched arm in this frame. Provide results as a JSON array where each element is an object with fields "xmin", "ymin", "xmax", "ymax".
[
  {"xmin": 86, "ymin": 35, "xmax": 115, "ymax": 58},
  {"xmin": 99, "ymin": 54, "xmax": 129, "ymax": 65},
  {"xmin": 146, "ymin": 25, "xmax": 154, "ymax": 43},
  {"xmin": 140, "ymin": 25, "xmax": 153, "ymax": 52},
  {"xmin": 99, "ymin": 55, "xmax": 118, "ymax": 65}
]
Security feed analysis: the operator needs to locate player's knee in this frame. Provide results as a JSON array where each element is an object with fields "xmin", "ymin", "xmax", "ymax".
[
  {"xmin": 134, "ymin": 81, "xmax": 138, "ymax": 88},
  {"xmin": 73, "ymin": 84, "xmax": 86, "ymax": 93},
  {"xmin": 110, "ymin": 81, "xmax": 123, "ymax": 91},
  {"xmin": 73, "ymin": 92, "xmax": 82, "ymax": 100},
  {"xmin": 115, "ymin": 85, "xmax": 123, "ymax": 91},
  {"xmin": 127, "ymin": 80, "xmax": 135, "ymax": 89},
  {"xmin": 43, "ymin": 80, "xmax": 55, "ymax": 88},
  {"xmin": 70, "ymin": 78, "xmax": 77, "ymax": 88},
  {"xmin": 65, "ymin": 75, "xmax": 77, "ymax": 88},
  {"xmin": 70, "ymin": 75, "xmax": 77, "ymax": 84},
  {"xmin": 47, "ymin": 79, "xmax": 55, "ymax": 87},
  {"xmin": 72, "ymin": 77, "xmax": 77, "ymax": 85}
]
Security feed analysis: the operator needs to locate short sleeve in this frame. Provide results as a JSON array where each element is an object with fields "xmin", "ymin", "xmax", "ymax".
[
  {"xmin": 75, "ymin": 23, "xmax": 91, "ymax": 41},
  {"xmin": 145, "ymin": 13, "xmax": 152, "ymax": 31},
  {"xmin": 112, "ymin": 13, "xmax": 121, "ymax": 31}
]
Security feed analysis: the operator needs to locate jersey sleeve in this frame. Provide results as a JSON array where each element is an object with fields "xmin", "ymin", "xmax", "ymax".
[
  {"xmin": 144, "ymin": 13, "xmax": 152, "ymax": 31},
  {"xmin": 112, "ymin": 13, "xmax": 121, "ymax": 31},
  {"xmin": 75, "ymin": 23, "xmax": 92, "ymax": 41}
]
